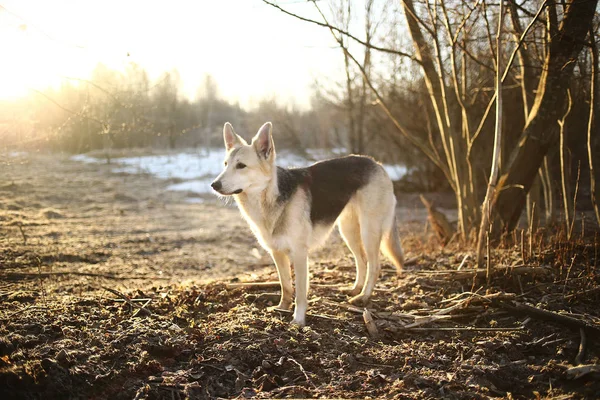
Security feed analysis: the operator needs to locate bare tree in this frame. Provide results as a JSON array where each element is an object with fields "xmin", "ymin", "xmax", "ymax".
[
  {"xmin": 265, "ymin": 0, "xmax": 598, "ymax": 240},
  {"xmin": 493, "ymin": 0, "xmax": 598, "ymax": 232}
]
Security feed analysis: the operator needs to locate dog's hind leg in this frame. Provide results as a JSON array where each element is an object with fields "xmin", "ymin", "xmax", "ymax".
[
  {"xmin": 381, "ymin": 200, "xmax": 405, "ymax": 276},
  {"xmin": 338, "ymin": 209, "xmax": 367, "ymax": 296},
  {"xmin": 291, "ymin": 251, "xmax": 309, "ymax": 326},
  {"xmin": 271, "ymin": 250, "xmax": 293, "ymax": 310},
  {"xmin": 349, "ymin": 210, "xmax": 382, "ymax": 306}
]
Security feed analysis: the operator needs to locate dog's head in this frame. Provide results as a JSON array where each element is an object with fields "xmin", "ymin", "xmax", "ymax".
[{"xmin": 211, "ymin": 122, "xmax": 276, "ymax": 196}]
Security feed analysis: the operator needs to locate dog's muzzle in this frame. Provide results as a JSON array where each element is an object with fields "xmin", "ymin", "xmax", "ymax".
[{"xmin": 211, "ymin": 180, "xmax": 242, "ymax": 195}]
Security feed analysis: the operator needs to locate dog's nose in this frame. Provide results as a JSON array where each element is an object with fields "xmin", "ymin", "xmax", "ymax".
[{"xmin": 211, "ymin": 181, "xmax": 222, "ymax": 191}]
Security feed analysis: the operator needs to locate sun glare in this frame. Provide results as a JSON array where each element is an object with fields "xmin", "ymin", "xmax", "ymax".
[
  {"xmin": 0, "ymin": 19, "xmax": 47, "ymax": 99},
  {"xmin": 0, "ymin": 3, "xmax": 95, "ymax": 100},
  {"xmin": 0, "ymin": 1, "xmax": 340, "ymax": 107}
]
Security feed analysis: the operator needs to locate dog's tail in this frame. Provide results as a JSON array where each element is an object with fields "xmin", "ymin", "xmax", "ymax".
[{"xmin": 381, "ymin": 209, "xmax": 405, "ymax": 276}]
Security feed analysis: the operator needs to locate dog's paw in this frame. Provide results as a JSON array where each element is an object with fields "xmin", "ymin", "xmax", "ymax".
[
  {"xmin": 348, "ymin": 294, "xmax": 370, "ymax": 306},
  {"xmin": 268, "ymin": 300, "xmax": 292, "ymax": 312},
  {"xmin": 291, "ymin": 317, "xmax": 306, "ymax": 327},
  {"xmin": 339, "ymin": 286, "xmax": 362, "ymax": 296}
]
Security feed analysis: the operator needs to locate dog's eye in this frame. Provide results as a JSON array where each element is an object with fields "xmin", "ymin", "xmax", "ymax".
[{"xmin": 236, "ymin": 162, "xmax": 246, "ymax": 169}]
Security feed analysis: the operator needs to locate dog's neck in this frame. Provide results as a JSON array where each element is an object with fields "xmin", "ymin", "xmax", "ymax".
[{"xmin": 234, "ymin": 166, "xmax": 282, "ymax": 237}]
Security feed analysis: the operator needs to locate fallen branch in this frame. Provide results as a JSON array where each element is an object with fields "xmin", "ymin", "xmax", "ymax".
[
  {"xmin": 3, "ymin": 271, "xmax": 167, "ymax": 281},
  {"xmin": 321, "ymin": 300, "xmax": 366, "ymax": 314},
  {"xmin": 442, "ymin": 291, "xmax": 516, "ymax": 305},
  {"xmin": 363, "ymin": 309, "xmax": 380, "ymax": 338},
  {"xmin": 495, "ymin": 300, "xmax": 600, "ymax": 334},
  {"xmin": 566, "ymin": 364, "xmax": 600, "ymax": 379},
  {"xmin": 400, "ymin": 315, "xmax": 454, "ymax": 329},
  {"xmin": 398, "ymin": 326, "xmax": 525, "ymax": 332}
]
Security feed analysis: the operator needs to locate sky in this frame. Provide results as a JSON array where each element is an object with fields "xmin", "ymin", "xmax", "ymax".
[{"xmin": 0, "ymin": 0, "xmax": 346, "ymax": 109}]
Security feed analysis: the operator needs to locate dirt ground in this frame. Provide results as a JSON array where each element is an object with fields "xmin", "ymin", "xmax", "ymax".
[{"xmin": 1, "ymin": 152, "xmax": 599, "ymax": 399}]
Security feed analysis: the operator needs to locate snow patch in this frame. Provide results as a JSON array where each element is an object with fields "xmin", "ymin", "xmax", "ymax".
[{"xmin": 71, "ymin": 148, "xmax": 408, "ymax": 196}]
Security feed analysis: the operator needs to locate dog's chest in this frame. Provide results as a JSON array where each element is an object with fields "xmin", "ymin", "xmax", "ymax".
[{"xmin": 237, "ymin": 196, "xmax": 307, "ymax": 253}]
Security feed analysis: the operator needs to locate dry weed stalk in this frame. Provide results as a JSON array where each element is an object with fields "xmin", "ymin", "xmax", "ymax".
[
  {"xmin": 477, "ymin": 0, "xmax": 504, "ymax": 269},
  {"xmin": 17, "ymin": 223, "xmax": 27, "ymax": 245},
  {"xmin": 568, "ymin": 162, "xmax": 581, "ymax": 240},
  {"xmin": 587, "ymin": 28, "xmax": 600, "ymax": 226},
  {"xmin": 559, "ymin": 89, "xmax": 573, "ymax": 239}
]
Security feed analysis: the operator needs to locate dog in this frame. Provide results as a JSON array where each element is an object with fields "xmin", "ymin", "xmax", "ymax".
[{"xmin": 211, "ymin": 122, "xmax": 404, "ymax": 326}]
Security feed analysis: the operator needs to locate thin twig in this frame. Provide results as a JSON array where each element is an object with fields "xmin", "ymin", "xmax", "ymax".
[
  {"xmin": 17, "ymin": 223, "xmax": 27, "ymax": 245},
  {"xmin": 457, "ymin": 254, "xmax": 469, "ymax": 271},
  {"xmin": 287, "ymin": 357, "xmax": 317, "ymax": 389},
  {"xmin": 101, "ymin": 286, "xmax": 151, "ymax": 316},
  {"xmin": 110, "ymin": 298, "xmax": 154, "ymax": 303},
  {"xmin": 6, "ymin": 305, "xmax": 49, "ymax": 319}
]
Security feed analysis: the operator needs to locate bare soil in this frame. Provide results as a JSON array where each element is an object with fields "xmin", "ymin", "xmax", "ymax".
[{"xmin": 1, "ymin": 153, "xmax": 599, "ymax": 399}]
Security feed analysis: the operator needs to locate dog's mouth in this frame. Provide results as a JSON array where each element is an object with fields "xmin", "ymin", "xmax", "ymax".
[{"xmin": 216, "ymin": 188, "xmax": 243, "ymax": 196}]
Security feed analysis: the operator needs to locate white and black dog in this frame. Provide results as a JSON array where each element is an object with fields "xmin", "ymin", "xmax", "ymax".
[{"xmin": 211, "ymin": 122, "xmax": 404, "ymax": 326}]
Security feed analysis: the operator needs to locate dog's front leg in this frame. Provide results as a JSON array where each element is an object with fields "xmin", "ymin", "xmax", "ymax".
[
  {"xmin": 271, "ymin": 250, "xmax": 293, "ymax": 310},
  {"xmin": 291, "ymin": 251, "xmax": 309, "ymax": 326}
]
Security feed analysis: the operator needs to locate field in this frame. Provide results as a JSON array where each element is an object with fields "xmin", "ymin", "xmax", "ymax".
[{"xmin": 1, "ymin": 152, "xmax": 599, "ymax": 399}]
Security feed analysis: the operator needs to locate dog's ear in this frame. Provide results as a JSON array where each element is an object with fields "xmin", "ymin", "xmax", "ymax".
[
  {"xmin": 223, "ymin": 122, "xmax": 246, "ymax": 151},
  {"xmin": 252, "ymin": 122, "xmax": 275, "ymax": 160}
]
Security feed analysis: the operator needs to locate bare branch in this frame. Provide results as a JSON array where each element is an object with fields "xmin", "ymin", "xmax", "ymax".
[
  {"xmin": 261, "ymin": 0, "xmax": 419, "ymax": 63},
  {"xmin": 310, "ymin": 0, "xmax": 452, "ymax": 186},
  {"xmin": 29, "ymin": 88, "xmax": 109, "ymax": 131}
]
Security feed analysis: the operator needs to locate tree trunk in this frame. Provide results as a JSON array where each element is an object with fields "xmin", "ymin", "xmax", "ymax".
[
  {"xmin": 477, "ymin": 0, "xmax": 504, "ymax": 268},
  {"xmin": 492, "ymin": 0, "xmax": 598, "ymax": 233},
  {"xmin": 588, "ymin": 27, "xmax": 600, "ymax": 226},
  {"xmin": 401, "ymin": 0, "xmax": 479, "ymax": 239}
]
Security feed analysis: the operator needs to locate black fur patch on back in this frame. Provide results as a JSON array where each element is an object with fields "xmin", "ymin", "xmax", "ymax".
[
  {"xmin": 276, "ymin": 156, "xmax": 379, "ymax": 226},
  {"xmin": 276, "ymin": 167, "xmax": 308, "ymax": 203},
  {"xmin": 306, "ymin": 156, "xmax": 379, "ymax": 225}
]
